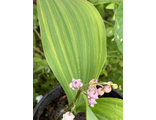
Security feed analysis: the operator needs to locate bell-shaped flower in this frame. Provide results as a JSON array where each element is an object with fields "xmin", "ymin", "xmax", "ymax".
[
  {"xmin": 88, "ymin": 98, "xmax": 97, "ymax": 107},
  {"xmin": 69, "ymin": 79, "xmax": 83, "ymax": 90},
  {"xmin": 88, "ymin": 90, "xmax": 98, "ymax": 99},
  {"xmin": 62, "ymin": 112, "xmax": 75, "ymax": 120}
]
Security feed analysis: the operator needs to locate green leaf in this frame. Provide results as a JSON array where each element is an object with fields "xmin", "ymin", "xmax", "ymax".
[
  {"xmin": 106, "ymin": 3, "xmax": 115, "ymax": 9},
  {"xmin": 90, "ymin": 98, "xmax": 123, "ymax": 120},
  {"xmin": 37, "ymin": 0, "xmax": 107, "ymax": 106},
  {"xmin": 83, "ymin": 94, "xmax": 98, "ymax": 120},
  {"xmin": 114, "ymin": 2, "xmax": 123, "ymax": 54},
  {"xmin": 76, "ymin": 101, "xmax": 86, "ymax": 113},
  {"xmin": 103, "ymin": 69, "xmax": 108, "ymax": 76},
  {"xmin": 95, "ymin": 4, "xmax": 104, "ymax": 18}
]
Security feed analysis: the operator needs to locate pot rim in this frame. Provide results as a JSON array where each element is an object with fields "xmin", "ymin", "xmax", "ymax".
[{"xmin": 33, "ymin": 85, "xmax": 62, "ymax": 117}]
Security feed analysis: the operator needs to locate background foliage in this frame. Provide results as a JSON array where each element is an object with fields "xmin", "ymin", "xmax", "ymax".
[{"xmin": 33, "ymin": 0, "xmax": 123, "ymax": 108}]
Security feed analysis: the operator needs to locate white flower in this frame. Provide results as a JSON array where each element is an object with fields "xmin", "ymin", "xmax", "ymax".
[
  {"xmin": 120, "ymin": 39, "xmax": 123, "ymax": 42},
  {"xmin": 62, "ymin": 112, "xmax": 75, "ymax": 120},
  {"xmin": 36, "ymin": 95, "xmax": 43, "ymax": 103}
]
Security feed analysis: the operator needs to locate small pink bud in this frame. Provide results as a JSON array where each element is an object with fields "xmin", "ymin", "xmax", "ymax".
[
  {"xmin": 69, "ymin": 79, "xmax": 83, "ymax": 90},
  {"xmin": 104, "ymin": 86, "xmax": 112, "ymax": 93},
  {"xmin": 62, "ymin": 112, "xmax": 75, "ymax": 120},
  {"xmin": 97, "ymin": 87, "xmax": 105, "ymax": 96}
]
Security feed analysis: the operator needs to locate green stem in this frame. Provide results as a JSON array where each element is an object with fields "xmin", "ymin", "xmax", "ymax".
[
  {"xmin": 103, "ymin": 20, "xmax": 114, "ymax": 27},
  {"xmin": 33, "ymin": 46, "xmax": 45, "ymax": 56},
  {"xmin": 33, "ymin": 27, "xmax": 41, "ymax": 40},
  {"xmin": 66, "ymin": 90, "xmax": 81, "ymax": 111}
]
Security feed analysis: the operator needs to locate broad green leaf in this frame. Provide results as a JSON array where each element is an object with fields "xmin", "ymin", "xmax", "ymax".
[
  {"xmin": 83, "ymin": 94, "xmax": 98, "ymax": 120},
  {"xmin": 106, "ymin": 3, "xmax": 115, "ymax": 9},
  {"xmin": 37, "ymin": 0, "xmax": 107, "ymax": 106},
  {"xmin": 114, "ymin": 2, "xmax": 123, "ymax": 54},
  {"xmin": 90, "ymin": 98, "xmax": 123, "ymax": 120},
  {"xmin": 95, "ymin": 4, "xmax": 104, "ymax": 18}
]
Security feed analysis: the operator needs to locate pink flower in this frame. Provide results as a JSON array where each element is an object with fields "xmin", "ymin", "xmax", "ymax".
[
  {"xmin": 104, "ymin": 85, "xmax": 112, "ymax": 93},
  {"xmin": 69, "ymin": 79, "xmax": 83, "ymax": 90},
  {"xmin": 62, "ymin": 112, "xmax": 75, "ymax": 120},
  {"xmin": 88, "ymin": 98, "xmax": 97, "ymax": 107},
  {"xmin": 97, "ymin": 87, "xmax": 105, "ymax": 96},
  {"xmin": 87, "ymin": 86, "xmax": 97, "ymax": 92},
  {"xmin": 88, "ymin": 90, "xmax": 98, "ymax": 99}
]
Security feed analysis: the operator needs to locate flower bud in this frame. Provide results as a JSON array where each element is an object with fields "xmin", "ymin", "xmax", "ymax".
[
  {"xmin": 97, "ymin": 87, "xmax": 105, "ymax": 96},
  {"xmin": 112, "ymin": 84, "xmax": 118, "ymax": 89},
  {"xmin": 104, "ymin": 86, "xmax": 112, "ymax": 93}
]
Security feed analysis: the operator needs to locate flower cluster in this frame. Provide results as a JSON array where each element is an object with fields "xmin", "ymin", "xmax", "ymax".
[
  {"xmin": 63, "ymin": 78, "xmax": 118, "ymax": 120},
  {"xmin": 87, "ymin": 79, "xmax": 98, "ymax": 107}
]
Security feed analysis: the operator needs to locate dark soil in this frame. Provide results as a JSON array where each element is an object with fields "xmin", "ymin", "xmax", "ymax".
[{"xmin": 39, "ymin": 95, "xmax": 86, "ymax": 120}]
